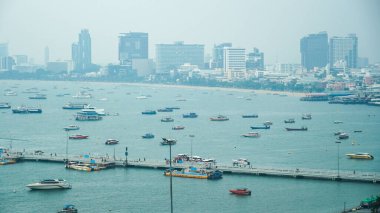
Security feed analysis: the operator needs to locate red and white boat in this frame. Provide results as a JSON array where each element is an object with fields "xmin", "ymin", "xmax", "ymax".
[
  {"xmin": 69, "ymin": 134, "xmax": 89, "ymax": 140},
  {"xmin": 229, "ymin": 188, "xmax": 252, "ymax": 196}
]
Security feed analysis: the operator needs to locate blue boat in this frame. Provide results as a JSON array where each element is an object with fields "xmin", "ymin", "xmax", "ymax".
[
  {"xmin": 157, "ymin": 108, "xmax": 173, "ymax": 112},
  {"xmin": 142, "ymin": 110, "xmax": 157, "ymax": 115},
  {"xmin": 183, "ymin": 112, "xmax": 198, "ymax": 118},
  {"xmin": 142, "ymin": 133, "xmax": 155, "ymax": 139},
  {"xmin": 250, "ymin": 125, "xmax": 270, "ymax": 129},
  {"xmin": 12, "ymin": 106, "xmax": 42, "ymax": 114}
]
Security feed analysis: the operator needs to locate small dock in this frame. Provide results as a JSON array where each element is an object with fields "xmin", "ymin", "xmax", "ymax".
[{"xmin": 8, "ymin": 152, "xmax": 380, "ymax": 184}]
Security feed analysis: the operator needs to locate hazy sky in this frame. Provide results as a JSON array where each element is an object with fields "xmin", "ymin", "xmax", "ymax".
[{"xmin": 0, "ymin": 0, "xmax": 379, "ymax": 65}]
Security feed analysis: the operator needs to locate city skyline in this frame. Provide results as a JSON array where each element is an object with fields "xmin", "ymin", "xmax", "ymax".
[{"xmin": 0, "ymin": 0, "xmax": 379, "ymax": 65}]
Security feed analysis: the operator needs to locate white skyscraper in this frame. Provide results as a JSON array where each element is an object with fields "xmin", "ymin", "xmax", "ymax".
[{"xmin": 223, "ymin": 47, "xmax": 246, "ymax": 80}]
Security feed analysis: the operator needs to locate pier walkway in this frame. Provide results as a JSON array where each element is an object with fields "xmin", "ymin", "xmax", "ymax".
[{"xmin": 8, "ymin": 151, "xmax": 380, "ymax": 184}]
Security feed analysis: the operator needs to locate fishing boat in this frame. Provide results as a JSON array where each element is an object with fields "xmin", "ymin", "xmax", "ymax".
[
  {"xmin": 285, "ymin": 126, "xmax": 308, "ymax": 131},
  {"xmin": 142, "ymin": 133, "xmax": 155, "ymax": 139},
  {"xmin": 58, "ymin": 204, "xmax": 78, "ymax": 213},
  {"xmin": 26, "ymin": 179, "xmax": 71, "ymax": 190},
  {"xmin": 141, "ymin": 110, "xmax": 157, "ymax": 115},
  {"xmin": 64, "ymin": 125, "xmax": 80, "ymax": 131},
  {"xmin": 242, "ymin": 114, "xmax": 258, "ymax": 118},
  {"xmin": 183, "ymin": 112, "xmax": 198, "ymax": 118},
  {"xmin": 0, "ymin": 102, "xmax": 11, "ymax": 109},
  {"xmin": 284, "ymin": 118, "xmax": 295, "ymax": 123},
  {"xmin": 69, "ymin": 135, "xmax": 88, "ymax": 140},
  {"xmin": 250, "ymin": 125, "xmax": 270, "ymax": 129},
  {"xmin": 338, "ymin": 133, "xmax": 349, "ymax": 139},
  {"xmin": 241, "ymin": 132, "xmax": 260, "ymax": 138},
  {"xmin": 105, "ymin": 139, "xmax": 119, "ymax": 145},
  {"xmin": 229, "ymin": 188, "xmax": 252, "ymax": 196},
  {"xmin": 161, "ymin": 117, "xmax": 174, "ymax": 122},
  {"xmin": 302, "ymin": 114, "xmax": 312, "ymax": 120},
  {"xmin": 161, "ymin": 138, "xmax": 176, "ymax": 145},
  {"xmin": 164, "ymin": 166, "xmax": 223, "ymax": 180},
  {"xmin": 346, "ymin": 153, "xmax": 374, "ymax": 160},
  {"xmin": 172, "ymin": 126, "xmax": 185, "ymax": 130},
  {"xmin": 62, "ymin": 102, "xmax": 89, "ymax": 110},
  {"xmin": 210, "ymin": 115, "xmax": 229, "ymax": 121}
]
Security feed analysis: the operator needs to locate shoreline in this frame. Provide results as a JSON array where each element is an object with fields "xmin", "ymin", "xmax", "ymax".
[{"xmin": 1, "ymin": 79, "xmax": 306, "ymax": 97}]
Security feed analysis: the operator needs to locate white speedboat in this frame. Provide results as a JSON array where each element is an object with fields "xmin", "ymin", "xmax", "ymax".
[
  {"xmin": 64, "ymin": 125, "xmax": 80, "ymax": 131},
  {"xmin": 26, "ymin": 179, "xmax": 71, "ymax": 190}
]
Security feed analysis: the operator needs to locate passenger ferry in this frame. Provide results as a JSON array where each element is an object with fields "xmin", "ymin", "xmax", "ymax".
[
  {"xmin": 346, "ymin": 153, "xmax": 374, "ymax": 160},
  {"xmin": 12, "ymin": 106, "xmax": 42, "ymax": 114},
  {"xmin": 75, "ymin": 111, "xmax": 102, "ymax": 121},
  {"xmin": 26, "ymin": 179, "xmax": 71, "ymax": 190},
  {"xmin": 164, "ymin": 166, "xmax": 223, "ymax": 180}
]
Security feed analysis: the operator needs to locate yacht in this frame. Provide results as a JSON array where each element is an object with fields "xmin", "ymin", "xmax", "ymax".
[
  {"xmin": 26, "ymin": 179, "xmax": 71, "ymax": 190},
  {"xmin": 346, "ymin": 153, "xmax": 374, "ymax": 160}
]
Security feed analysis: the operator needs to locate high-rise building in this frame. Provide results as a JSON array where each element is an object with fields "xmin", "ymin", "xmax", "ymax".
[
  {"xmin": 212, "ymin": 43, "xmax": 232, "ymax": 69},
  {"xmin": 329, "ymin": 34, "xmax": 358, "ymax": 69},
  {"xmin": 118, "ymin": 32, "xmax": 148, "ymax": 65},
  {"xmin": 223, "ymin": 47, "xmax": 246, "ymax": 80},
  {"xmin": 155, "ymin": 41, "xmax": 204, "ymax": 73},
  {"xmin": 300, "ymin": 32, "xmax": 328, "ymax": 71},
  {"xmin": 0, "ymin": 43, "xmax": 8, "ymax": 57},
  {"xmin": 13, "ymin": 55, "xmax": 28, "ymax": 65},
  {"xmin": 72, "ymin": 29, "xmax": 92, "ymax": 72},
  {"xmin": 246, "ymin": 48, "xmax": 264, "ymax": 70}
]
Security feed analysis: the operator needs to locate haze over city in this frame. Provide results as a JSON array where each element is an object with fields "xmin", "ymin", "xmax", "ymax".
[{"xmin": 1, "ymin": 0, "xmax": 380, "ymax": 65}]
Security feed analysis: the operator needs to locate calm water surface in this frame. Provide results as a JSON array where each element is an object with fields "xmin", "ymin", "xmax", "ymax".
[{"xmin": 0, "ymin": 80, "xmax": 379, "ymax": 213}]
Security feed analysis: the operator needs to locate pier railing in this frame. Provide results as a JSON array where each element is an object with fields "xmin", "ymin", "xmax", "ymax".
[{"xmin": 8, "ymin": 151, "xmax": 380, "ymax": 184}]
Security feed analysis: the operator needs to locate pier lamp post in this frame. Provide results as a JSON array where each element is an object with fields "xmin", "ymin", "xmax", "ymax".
[
  {"xmin": 189, "ymin": 134, "xmax": 195, "ymax": 159},
  {"xmin": 167, "ymin": 140, "xmax": 175, "ymax": 213},
  {"xmin": 335, "ymin": 141, "xmax": 341, "ymax": 180}
]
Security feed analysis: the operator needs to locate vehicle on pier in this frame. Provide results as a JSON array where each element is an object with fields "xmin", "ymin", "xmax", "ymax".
[
  {"xmin": 26, "ymin": 179, "xmax": 71, "ymax": 190},
  {"xmin": 164, "ymin": 166, "xmax": 222, "ymax": 180},
  {"xmin": 229, "ymin": 188, "xmax": 252, "ymax": 196},
  {"xmin": 233, "ymin": 158, "xmax": 250, "ymax": 167},
  {"xmin": 346, "ymin": 153, "xmax": 374, "ymax": 160}
]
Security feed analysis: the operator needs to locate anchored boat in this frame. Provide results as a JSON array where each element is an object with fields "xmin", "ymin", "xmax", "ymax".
[
  {"xmin": 346, "ymin": 153, "xmax": 374, "ymax": 160},
  {"xmin": 229, "ymin": 188, "xmax": 251, "ymax": 196},
  {"xmin": 164, "ymin": 166, "xmax": 223, "ymax": 180},
  {"xmin": 26, "ymin": 179, "xmax": 71, "ymax": 190}
]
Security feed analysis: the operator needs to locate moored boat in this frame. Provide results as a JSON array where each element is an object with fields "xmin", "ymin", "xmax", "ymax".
[
  {"xmin": 26, "ymin": 179, "xmax": 71, "ymax": 190},
  {"xmin": 250, "ymin": 125, "xmax": 270, "ymax": 129},
  {"xmin": 157, "ymin": 108, "xmax": 173, "ymax": 112},
  {"xmin": 172, "ymin": 126, "xmax": 185, "ymax": 130},
  {"xmin": 29, "ymin": 94, "xmax": 47, "ymax": 99},
  {"xmin": 229, "ymin": 188, "xmax": 252, "ymax": 196},
  {"xmin": 62, "ymin": 102, "xmax": 89, "ymax": 110},
  {"xmin": 302, "ymin": 113, "xmax": 312, "ymax": 120},
  {"xmin": 263, "ymin": 121, "xmax": 273, "ymax": 126},
  {"xmin": 346, "ymin": 153, "xmax": 374, "ymax": 160},
  {"xmin": 142, "ymin": 133, "xmax": 155, "ymax": 139},
  {"xmin": 58, "ymin": 204, "xmax": 78, "ymax": 213},
  {"xmin": 338, "ymin": 133, "xmax": 349, "ymax": 139},
  {"xmin": 69, "ymin": 135, "xmax": 88, "ymax": 140},
  {"xmin": 210, "ymin": 115, "xmax": 229, "ymax": 121},
  {"xmin": 64, "ymin": 125, "xmax": 80, "ymax": 131},
  {"xmin": 284, "ymin": 118, "xmax": 295, "ymax": 123},
  {"xmin": 164, "ymin": 166, "xmax": 223, "ymax": 180},
  {"xmin": 0, "ymin": 102, "xmax": 11, "ymax": 109},
  {"xmin": 241, "ymin": 132, "xmax": 260, "ymax": 138},
  {"xmin": 242, "ymin": 114, "xmax": 258, "ymax": 118},
  {"xmin": 75, "ymin": 111, "xmax": 102, "ymax": 121},
  {"xmin": 334, "ymin": 120, "xmax": 343, "ymax": 124},
  {"xmin": 161, "ymin": 138, "xmax": 176, "ymax": 145},
  {"xmin": 183, "ymin": 112, "xmax": 198, "ymax": 118},
  {"xmin": 105, "ymin": 139, "xmax": 119, "ymax": 145},
  {"xmin": 161, "ymin": 117, "xmax": 174, "ymax": 122},
  {"xmin": 142, "ymin": 110, "xmax": 157, "ymax": 115},
  {"xmin": 285, "ymin": 126, "xmax": 308, "ymax": 131},
  {"xmin": 12, "ymin": 106, "xmax": 42, "ymax": 113}
]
